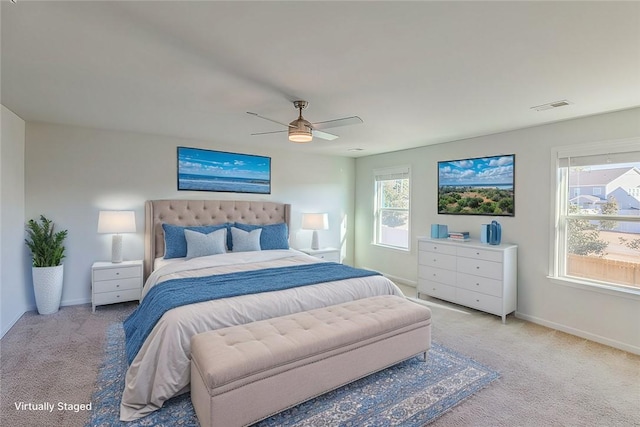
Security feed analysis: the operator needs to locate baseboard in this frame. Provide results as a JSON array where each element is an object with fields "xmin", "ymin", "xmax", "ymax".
[
  {"xmin": 360, "ymin": 267, "xmax": 416, "ymax": 287},
  {"xmin": 0, "ymin": 310, "xmax": 26, "ymax": 339},
  {"xmin": 515, "ymin": 311, "xmax": 640, "ymax": 355},
  {"xmin": 61, "ymin": 297, "xmax": 91, "ymax": 307}
]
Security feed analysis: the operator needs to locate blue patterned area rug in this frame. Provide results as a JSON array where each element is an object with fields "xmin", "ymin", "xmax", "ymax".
[{"xmin": 87, "ymin": 323, "xmax": 499, "ymax": 427}]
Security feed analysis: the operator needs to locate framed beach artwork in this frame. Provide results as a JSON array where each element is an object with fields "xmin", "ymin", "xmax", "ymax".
[
  {"xmin": 177, "ymin": 147, "xmax": 271, "ymax": 194},
  {"xmin": 438, "ymin": 154, "xmax": 515, "ymax": 216}
]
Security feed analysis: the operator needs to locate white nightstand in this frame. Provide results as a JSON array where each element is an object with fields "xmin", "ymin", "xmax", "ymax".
[
  {"xmin": 92, "ymin": 260, "xmax": 143, "ymax": 312},
  {"xmin": 299, "ymin": 248, "xmax": 341, "ymax": 263}
]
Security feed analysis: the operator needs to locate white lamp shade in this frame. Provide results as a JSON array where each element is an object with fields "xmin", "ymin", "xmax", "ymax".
[
  {"xmin": 301, "ymin": 213, "xmax": 328, "ymax": 230},
  {"xmin": 97, "ymin": 211, "xmax": 136, "ymax": 234}
]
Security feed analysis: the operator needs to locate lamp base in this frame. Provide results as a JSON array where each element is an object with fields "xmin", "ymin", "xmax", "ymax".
[
  {"xmin": 311, "ymin": 230, "xmax": 320, "ymax": 250},
  {"xmin": 111, "ymin": 234, "xmax": 123, "ymax": 263}
]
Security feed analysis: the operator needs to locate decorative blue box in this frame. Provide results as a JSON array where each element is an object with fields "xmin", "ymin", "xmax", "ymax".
[
  {"xmin": 480, "ymin": 224, "xmax": 490, "ymax": 243},
  {"xmin": 430, "ymin": 224, "xmax": 448, "ymax": 239}
]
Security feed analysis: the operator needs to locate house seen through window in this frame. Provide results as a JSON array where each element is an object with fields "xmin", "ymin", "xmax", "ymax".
[
  {"xmin": 552, "ymin": 140, "xmax": 640, "ymax": 293},
  {"xmin": 374, "ymin": 166, "xmax": 410, "ymax": 250}
]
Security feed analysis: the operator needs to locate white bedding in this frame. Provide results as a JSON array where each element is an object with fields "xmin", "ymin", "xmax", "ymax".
[{"xmin": 120, "ymin": 249, "xmax": 403, "ymax": 421}]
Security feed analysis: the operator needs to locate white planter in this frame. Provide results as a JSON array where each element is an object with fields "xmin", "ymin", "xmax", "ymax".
[{"xmin": 32, "ymin": 265, "xmax": 64, "ymax": 315}]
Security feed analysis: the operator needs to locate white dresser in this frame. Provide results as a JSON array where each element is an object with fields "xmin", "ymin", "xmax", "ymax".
[
  {"xmin": 92, "ymin": 260, "xmax": 143, "ymax": 312},
  {"xmin": 417, "ymin": 237, "xmax": 517, "ymax": 322}
]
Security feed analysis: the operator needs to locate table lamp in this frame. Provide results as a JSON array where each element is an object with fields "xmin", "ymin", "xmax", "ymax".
[
  {"xmin": 97, "ymin": 211, "xmax": 136, "ymax": 263},
  {"xmin": 301, "ymin": 213, "xmax": 328, "ymax": 250}
]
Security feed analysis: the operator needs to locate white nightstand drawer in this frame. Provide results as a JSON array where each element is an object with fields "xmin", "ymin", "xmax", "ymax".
[
  {"xmin": 93, "ymin": 266, "xmax": 140, "ymax": 282},
  {"xmin": 457, "ymin": 258, "xmax": 503, "ymax": 280},
  {"xmin": 299, "ymin": 248, "xmax": 340, "ymax": 264},
  {"xmin": 456, "ymin": 288, "xmax": 503, "ymax": 315},
  {"xmin": 93, "ymin": 277, "xmax": 141, "ymax": 294},
  {"xmin": 92, "ymin": 260, "xmax": 143, "ymax": 312},
  {"xmin": 315, "ymin": 252, "xmax": 340, "ymax": 263},
  {"xmin": 93, "ymin": 289, "xmax": 141, "ymax": 307},
  {"xmin": 457, "ymin": 247, "xmax": 503, "ymax": 263},
  {"xmin": 418, "ymin": 266, "xmax": 457, "ymax": 286},
  {"xmin": 418, "ymin": 240, "xmax": 456, "ymax": 255},
  {"xmin": 418, "ymin": 280, "xmax": 456, "ymax": 301},
  {"xmin": 418, "ymin": 251, "xmax": 456, "ymax": 270},
  {"xmin": 456, "ymin": 272, "xmax": 503, "ymax": 297}
]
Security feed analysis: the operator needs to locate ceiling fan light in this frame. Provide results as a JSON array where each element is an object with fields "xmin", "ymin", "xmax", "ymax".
[{"xmin": 288, "ymin": 127, "xmax": 313, "ymax": 143}]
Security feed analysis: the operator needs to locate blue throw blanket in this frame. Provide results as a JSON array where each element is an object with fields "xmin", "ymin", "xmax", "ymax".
[{"xmin": 123, "ymin": 262, "xmax": 381, "ymax": 364}]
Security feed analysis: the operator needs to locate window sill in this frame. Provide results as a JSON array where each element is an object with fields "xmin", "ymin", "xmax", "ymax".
[
  {"xmin": 372, "ymin": 242, "xmax": 410, "ymax": 253},
  {"xmin": 548, "ymin": 275, "xmax": 640, "ymax": 300}
]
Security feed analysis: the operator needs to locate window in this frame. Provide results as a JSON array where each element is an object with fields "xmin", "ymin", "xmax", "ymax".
[
  {"xmin": 593, "ymin": 187, "xmax": 602, "ymax": 196},
  {"xmin": 374, "ymin": 166, "xmax": 410, "ymax": 250},
  {"xmin": 551, "ymin": 139, "xmax": 640, "ymax": 294}
]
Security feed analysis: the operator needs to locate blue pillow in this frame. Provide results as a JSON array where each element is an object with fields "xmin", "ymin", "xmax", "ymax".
[
  {"xmin": 184, "ymin": 228, "xmax": 227, "ymax": 259},
  {"xmin": 233, "ymin": 222, "xmax": 289, "ymax": 250},
  {"xmin": 230, "ymin": 227, "xmax": 262, "ymax": 252},
  {"xmin": 162, "ymin": 223, "xmax": 229, "ymax": 259}
]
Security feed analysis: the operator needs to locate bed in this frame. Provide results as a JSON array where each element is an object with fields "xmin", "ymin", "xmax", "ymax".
[{"xmin": 119, "ymin": 199, "xmax": 404, "ymax": 421}]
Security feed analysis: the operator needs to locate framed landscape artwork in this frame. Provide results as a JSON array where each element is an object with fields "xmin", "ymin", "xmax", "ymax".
[
  {"xmin": 177, "ymin": 146, "xmax": 271, "ymax": 194},
  {"xmin": 438, "ymin": 154, "xmax": 515, "ymax": 216}
]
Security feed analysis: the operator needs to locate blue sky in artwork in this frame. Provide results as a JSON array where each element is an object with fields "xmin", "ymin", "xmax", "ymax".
[
  {"xmin": 439, "ymin": 155, "xmax": 514, "ymax": 187},
  {"xmin": 178, "ymin": 148, "xmax": 270, "ymax": 180}
]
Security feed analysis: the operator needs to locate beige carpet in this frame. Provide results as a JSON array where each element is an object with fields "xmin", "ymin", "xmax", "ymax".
[{"xmin": 1, "ymin": 289, "xmax": 639, "ymax": 427}]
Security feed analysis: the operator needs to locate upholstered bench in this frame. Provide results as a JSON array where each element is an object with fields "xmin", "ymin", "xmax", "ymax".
[{"xmin": 190, "ymin": 295, "xmax": 432, "ymax": 427}]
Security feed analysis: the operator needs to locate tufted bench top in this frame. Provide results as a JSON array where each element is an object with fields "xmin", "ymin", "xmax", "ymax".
[{"xmin": 191, "ymin": 295, "xmax": 431, "ymax": 392}]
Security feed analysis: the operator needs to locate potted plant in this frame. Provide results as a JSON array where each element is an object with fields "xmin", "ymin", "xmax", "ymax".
[{"xmin": 24, "ymin": 215, "xmax": 68, "ymax": 314}]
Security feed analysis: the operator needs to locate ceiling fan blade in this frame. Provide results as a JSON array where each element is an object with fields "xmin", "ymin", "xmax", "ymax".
[
  {"xmin": 247, "ymin": 111, "xmax": 294, "ymax": 128},
  {"xmin": 312, "ymin": 116, "xmax": 363, "ymax": 130},
  {"xmin": 251, "ymin": 129, "xmax": 287, "ymax": 136},
  {"xmin": 312, "ymin": 129, "xmax": 339, "ymax": 141}
]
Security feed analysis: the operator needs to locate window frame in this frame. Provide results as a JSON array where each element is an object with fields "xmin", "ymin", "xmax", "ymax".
[
  {"xmin": 373, "ymin": 166, "xmax": 411, "ymax": 251},
  {"xmin": 549, "ymin": 137, "xmax": 640, "ymax": 299}
]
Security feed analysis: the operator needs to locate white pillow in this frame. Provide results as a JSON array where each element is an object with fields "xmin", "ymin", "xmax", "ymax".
[
  {"xmin": 184, "ymin": 228, "xmax": 227, "ymax": 259},
  {"xmin": 230, "ymin": 227, "xmax": 262, "ymax": 252}
]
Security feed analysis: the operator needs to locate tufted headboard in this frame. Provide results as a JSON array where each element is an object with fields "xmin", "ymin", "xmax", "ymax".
[{"xmin": 144, "ymin": 200, "xmax": 291, "ymax": 280}]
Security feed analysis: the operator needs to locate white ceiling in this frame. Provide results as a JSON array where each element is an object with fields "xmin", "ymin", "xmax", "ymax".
[{"xmin": 2, "ymin": 1, "xmax": 639, "ymax": 157}]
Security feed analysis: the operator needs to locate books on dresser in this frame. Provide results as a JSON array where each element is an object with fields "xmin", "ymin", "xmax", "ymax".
[{"xmin": 448, "ymin": 231, "xmax": 470, "ymax": 241}]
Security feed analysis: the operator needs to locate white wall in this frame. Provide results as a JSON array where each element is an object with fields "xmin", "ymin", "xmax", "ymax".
[
  {"xmin": 25, "ymin": 122, "xmax": 355, "ymax": 307},
  {"xmin": 355, "ymin": 107, "xmax": 640, "ymax": 354},
  {"xmin": 1, "ymin": 105, "xmax": 29, "ymax": 337}
]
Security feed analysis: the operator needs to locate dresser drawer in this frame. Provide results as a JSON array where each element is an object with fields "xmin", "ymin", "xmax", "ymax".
[
  {"xmin": 456, "ymin": 272, "xmax": 503, "ymax": 297},
  {"xmin": 93, "ymin": 277, "xmax": 141, "ymax": 294},
  {"xmin": 418, "ymin": 251, "xmax": 456, "ymax": 270},
  {"xmin": 457, "ymin": 258, "xmax": 503, "ymax": 280},
  {"xmin": 456, "ymin": 288, "xmax": 503, "ymax": 315},
  {"xmin": 93, "ymin": 266, "xmax": 140, "ymax": 282},
  {"xmin": 418, "ymin": 240, "xmax": 456, "ymax": 255},
  {"xmin": 92, "ymin": 288, "xmax": 140, "ymax": 306},
  {"xmin": 418, "ymin": 265, "xmax": 457, "ymax": 286},
  {"xmin": 418, "ymin": 279, "xmax": 456, "ymax": 301},
  {"xmin": 457, "ymin": 247, "xmax": 503, "ymax": 263}
]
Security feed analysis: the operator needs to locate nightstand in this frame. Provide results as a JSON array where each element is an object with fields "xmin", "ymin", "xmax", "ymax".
[
  {"xmin": 299, "ymin": 248, "xmax": 341, "ymax": 263},
  {"xmin": 92, "ymin": 260, "xmax": 143, "ymax": 312}
]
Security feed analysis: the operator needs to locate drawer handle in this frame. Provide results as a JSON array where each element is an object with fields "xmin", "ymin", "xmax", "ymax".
[
  {"xmin": 432, "ymin": 274, "xmax": 437, "ymax": 277},
  {"xmin": 476, "ymin": 283, "xmax": 480, "ymax": 286},
  {"xmin": 476, "ymin": 266, "xmax": 480, "ymax": 269},
  {"xmin": 476, "ymin": 252, "xmax": 480, "ymax": 255},
  {"xmin": 433, "ymin": 259, "xmax": 437, "ymax": 262},
  {"xmin": 116, "ymin": 284, "xmax": 120, "ymax": 288},
  {"xmin": 476, "ymin": 299, "xmax": 480, "ymax": 302},
  {"xmin": 116, "ymin": 295, "xmax": 120, "ymax": 298}
]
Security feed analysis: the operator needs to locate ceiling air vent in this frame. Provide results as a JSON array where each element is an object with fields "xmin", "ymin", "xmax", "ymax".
[{"xmin": 531, "ymin": 100, "xmax": 572, "ymax": 111}]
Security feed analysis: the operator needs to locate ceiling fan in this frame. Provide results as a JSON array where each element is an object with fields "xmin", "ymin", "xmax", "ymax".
[{"xmin": 247, "ymin": 100, "xmax": 363, "ymax": 143}]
